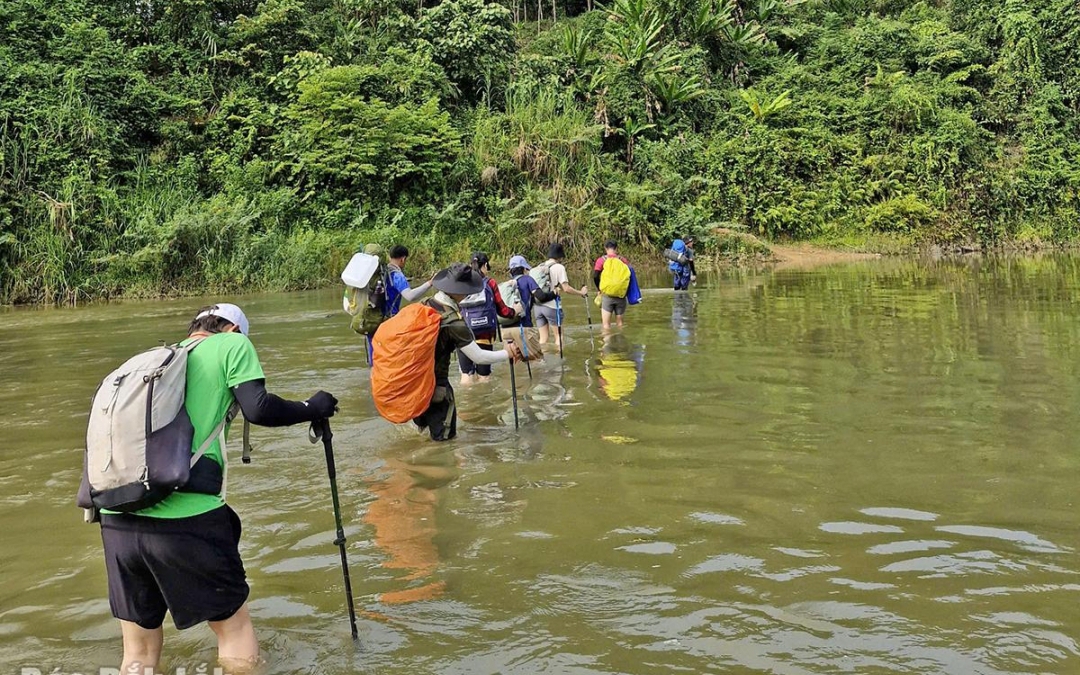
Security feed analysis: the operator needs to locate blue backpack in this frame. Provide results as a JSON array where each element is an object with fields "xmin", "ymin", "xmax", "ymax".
[{"xmin": 460, "ymin": 280, "xmax": 498, "ymax": 334}]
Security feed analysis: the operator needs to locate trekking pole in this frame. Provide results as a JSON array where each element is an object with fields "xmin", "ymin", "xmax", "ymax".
[
  {"xmin": 310, "ymin": 419, "xmax": 360, "ymax": 643},
  {"xmin": 555, "ymin": 295, "xmax": 564, "ymax": 360},
  {"xmin": 583, "ymin": 293, "xmax": 595, "ymax": 348},
  {"xmin": 509, "ymin": 357, "xmax": 520, "ymax": 429}
]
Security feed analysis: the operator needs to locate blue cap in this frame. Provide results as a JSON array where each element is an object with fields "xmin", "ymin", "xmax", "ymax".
[{"xmin": 508, "ymin": 255, "xmax": 531, "ymax": 270}]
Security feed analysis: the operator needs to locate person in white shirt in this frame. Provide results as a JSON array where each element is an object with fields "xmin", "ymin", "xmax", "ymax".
[{"xmin": 532, "ymin": 242, "xmax": 588, "ymax": 352}]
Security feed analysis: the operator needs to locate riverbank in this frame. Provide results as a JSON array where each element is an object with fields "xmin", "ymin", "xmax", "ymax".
[
  {"xmin": 7, "ymin": 224, "xmax": 1080, "ymax": 307},
  {"xmin": 0, "ymin": 232, "xmax": 873, "ymax": 307}
]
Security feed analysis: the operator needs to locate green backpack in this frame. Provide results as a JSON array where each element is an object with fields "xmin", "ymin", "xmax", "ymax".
[
  {"xmin": 344, "ymin": 267, "xmax": 389, "ymax": 337},
  {"xmin": 529, "ymin": 262, "xmax": 553, "ymax": 295}
]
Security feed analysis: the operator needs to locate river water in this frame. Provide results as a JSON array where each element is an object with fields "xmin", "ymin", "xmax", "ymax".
[{"xmin": 2, "ymin": 256, "xmax": 1080, "ymax": 674}]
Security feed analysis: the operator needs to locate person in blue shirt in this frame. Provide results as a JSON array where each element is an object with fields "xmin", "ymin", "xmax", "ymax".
[
  {"xmin": 386, "ymin": 244, "xmax": 435, "ymax": 315},
  {"xmin": 668, "ymin": 236, "xmax": 697, "ymax": 291},
  {"xmin": 505, "ymin": 255, "xmax": 547, "ymax": 328},
  {"xmin": 364, "ymin": 244, "xmax": 436, "ymax": 364}
]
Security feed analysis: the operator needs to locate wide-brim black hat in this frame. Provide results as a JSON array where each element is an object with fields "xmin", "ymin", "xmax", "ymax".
[{"xmin": 433, "ymin": 263, "xmax": 485, "ymax": 295}]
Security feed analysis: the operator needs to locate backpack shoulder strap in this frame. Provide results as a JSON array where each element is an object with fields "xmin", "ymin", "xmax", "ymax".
[
  {"xmin": 428, "ymin": 299, "xmax": 463, "ymax": 324},
  {"xmin": 189, "ymin": 400, "xmax": 240, "ymax": 469}
]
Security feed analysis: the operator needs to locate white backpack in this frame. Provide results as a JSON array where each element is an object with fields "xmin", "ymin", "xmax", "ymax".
[{"xmin": 77, "ymin": 338, "xmax": 245, "ymax": 517}]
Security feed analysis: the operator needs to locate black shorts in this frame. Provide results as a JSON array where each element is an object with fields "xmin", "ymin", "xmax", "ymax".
[{"xmin": 100, "ymin": 505, "xmax": 249, "ymax": 630}]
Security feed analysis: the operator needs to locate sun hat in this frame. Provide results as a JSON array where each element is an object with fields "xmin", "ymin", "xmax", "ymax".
[
  {"xmin": 433, "ymin": 263, "xmax": 485, "ymax": 295},
  {"xmin": 508, "ymin": 255, "xmax": 531, "ymax": 271},
  {"xmin": 195, "ymin": 303, "xmax": 250, "ymax": 336}
]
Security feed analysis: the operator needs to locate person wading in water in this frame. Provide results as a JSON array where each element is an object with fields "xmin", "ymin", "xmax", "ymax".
[
  {"xmin": 92, "ymin": 303, "xmax": 338, "ymax": 673},
  {"xmin": 415, "ymin": 263, "xmax": 525, "ymax": 440}
]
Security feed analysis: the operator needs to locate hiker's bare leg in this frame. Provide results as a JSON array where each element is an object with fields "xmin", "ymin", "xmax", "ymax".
[
  {"xmin": 209, "ymin": 603, "xmax": 260, "ymax": 669},
  {"xmin": 120, "ymin": 620, "xmax": 163, "ymax": 673},
  {"xmin": 538, "ymin": 324, "xmax": 550, "ymax": 344},
  {"xmin": 601, "ymin": 309, "xmax": 612, "ymax": 331},
  {"xmin": 616, "ymin": 314, "xmax": 624, "ymax": 328}
]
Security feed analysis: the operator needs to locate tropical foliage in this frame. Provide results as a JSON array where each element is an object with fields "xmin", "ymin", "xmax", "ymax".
[{"xmin": 1, "ymin": 0, "xmax": 1078, "ymax": 303}]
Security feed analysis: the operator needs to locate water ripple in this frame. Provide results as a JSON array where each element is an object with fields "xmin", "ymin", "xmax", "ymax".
[{"xmin": 935, "ymin": 525, "xmax": 1065, "ymax": 553}]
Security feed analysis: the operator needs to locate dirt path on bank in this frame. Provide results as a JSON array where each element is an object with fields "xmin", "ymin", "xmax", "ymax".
[{"xmin": 767, "ymin": 242, "xmax": 882, "ymax": 270}]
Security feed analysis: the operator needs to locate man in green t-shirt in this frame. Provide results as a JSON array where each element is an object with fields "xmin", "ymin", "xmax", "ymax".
[{"xmin": 97, "ymin": 303, "xmax": 338, "ymax": 673}]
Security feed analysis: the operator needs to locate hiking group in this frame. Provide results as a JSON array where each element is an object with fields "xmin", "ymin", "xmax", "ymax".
[{"xmin": 77, "ymin": 236, "xmax": 694, "ymax": 671}]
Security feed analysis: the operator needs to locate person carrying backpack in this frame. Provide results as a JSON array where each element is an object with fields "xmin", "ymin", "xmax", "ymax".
[
  {"xmin": 532, "ymin": 242, "xmax": 588, "ymax": 352},
  {"xmin": 502, "ymin": 255, "xmax": 546, "ymax": 328},
  {"xmin": 593, "ymin": 240, "xmax": 633, "ymax": 330},
  {"xmin": 373, "ymin": 263, "xmax": 525, "ymax": 441},
  {"xmin": 458, "ymin": 252, "xmax": 517, "ymax": 384},
  {"xmin": 667, "ymin": 235, "xmax": 697, "ymax": 291},
  {"xmin": 386, "ymin": 244, "xmax": 435, "ymax": 316},
  {"xmin": 345, "ymin": 243, "xmax": 434, "ymax": 364},
  {"xmin": 80, "ymin": 303, "xmax": 338, "ymax": 673},
  {"xmin": 361, "ymin": 244, "xmax": 434, "ymax": 364}
]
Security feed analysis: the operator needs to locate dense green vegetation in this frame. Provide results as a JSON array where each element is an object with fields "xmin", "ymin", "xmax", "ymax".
[{"xmin": 2, "ymin": 0, "xmax": 1078, "ymax": 303}]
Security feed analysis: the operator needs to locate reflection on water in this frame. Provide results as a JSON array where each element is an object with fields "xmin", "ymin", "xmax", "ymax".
[
  {"xmin": 360, "ymin": 444, "xmax": 453, "ymax": 604},
  {"xmin": 671, "ymin": 292, "xmax": 697, "ymax": 348},
  {"xmin": 4, "ymin": 256, "xmax": 1080, "ymax": 673},
  {"xmin": 593, "ymin": 333, "xmax": 645, "ymax": 403}
]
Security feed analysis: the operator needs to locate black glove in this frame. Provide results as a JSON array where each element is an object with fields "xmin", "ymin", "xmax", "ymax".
[{"xmin": 306, "ymin": 391, "xmax": 339, "ymax": 420}]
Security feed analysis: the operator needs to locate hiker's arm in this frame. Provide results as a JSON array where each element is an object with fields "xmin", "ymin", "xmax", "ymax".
[
  {"xmin": 532, "ymin": 287, "xmax": 557, "ymax": 304},
  {"xmin": 460, "ymin": 341, "xmax": 509, "ymax": 365},
  {"xmin": 592, "ymin": 270, "xmax": 601, "ymax": 290},
  {"xmin": 233, "ymin": 380, "xmax": 335, "ymax": 426},
  {"xmin": 399, "ymin": 281, "xmax": 431, "ymax": 302},
  {"xmin": 560, "ymin": 281, "xmax": 587, "ymax": 297}
]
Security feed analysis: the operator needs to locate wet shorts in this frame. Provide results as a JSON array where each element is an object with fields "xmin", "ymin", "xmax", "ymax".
[
  {"xmin": 601, "ymin": 295, "xmax": 628, "ymax": 315},
  {"xmin": 100, "ymin": 505, "xmax": 249, "ymax": 630},
  {"xmin": 534, "ymin": 305, "xmax": 563, "ymax": 327}
]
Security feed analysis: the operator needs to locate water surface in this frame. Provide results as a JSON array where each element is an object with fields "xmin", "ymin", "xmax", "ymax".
[{"xmin": 2, "ymin": 256, "xmax": 1080, "ymax": 674}]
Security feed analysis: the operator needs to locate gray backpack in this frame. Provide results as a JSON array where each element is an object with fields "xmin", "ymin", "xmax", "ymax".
[
  {"xmin": 529, "ymin": 262, "xmax": 553, "ymax": 294},
  {"xmin": 77, "ymin": 338, "xmax": 246, "ymax": 517}
]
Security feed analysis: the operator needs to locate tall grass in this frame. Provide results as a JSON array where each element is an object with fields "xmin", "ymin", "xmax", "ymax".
[{"xmin": 471, "ymin": 84, "xmax": 608, "ymax": 252}]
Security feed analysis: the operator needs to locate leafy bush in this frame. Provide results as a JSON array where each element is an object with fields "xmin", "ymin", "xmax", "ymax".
[{"xmin": 864, "ymin": 194, "xmax": 938, "ymax": 233}]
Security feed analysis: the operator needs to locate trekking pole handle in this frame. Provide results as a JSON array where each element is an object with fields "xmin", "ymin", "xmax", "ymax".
[{"xmin": 309, "ymin": 418, "xmax": 334, "ymax": 444}]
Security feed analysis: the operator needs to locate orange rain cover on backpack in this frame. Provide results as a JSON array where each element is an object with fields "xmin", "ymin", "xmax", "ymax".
[{"xmin": 371, "ymin": 304, "xmax": 444, "ymax": 423}]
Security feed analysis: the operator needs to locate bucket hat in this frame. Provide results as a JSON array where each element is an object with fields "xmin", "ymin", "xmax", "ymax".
[{"xmin": 433, "ymin": 263, "xmax": 485, "ymax": 295}]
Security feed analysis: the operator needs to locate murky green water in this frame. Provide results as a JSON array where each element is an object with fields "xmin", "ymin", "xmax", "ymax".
[{"xmin": 3, "ymin": 256, "xmax": 1080, "ymax": 674}]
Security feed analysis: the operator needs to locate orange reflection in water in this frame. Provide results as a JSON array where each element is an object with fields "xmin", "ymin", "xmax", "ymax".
[{"xmin": 363, "ymin": 454, "xmax": 454, "ymax": 604}]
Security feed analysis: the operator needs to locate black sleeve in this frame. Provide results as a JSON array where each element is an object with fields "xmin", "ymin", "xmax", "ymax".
[
  {"xmin": 592, "ymin": 270, "xmax": 602, "ymax": 289},
  {"xmin": 532, "ymin": 288, "xmax": 557, "ymax": 304},
  {"xmin": 233, "ymin": 379, "xmax": 315, "ymax": 427},
  {"xmin": 689, "ymin": 259, "xmax": 697, "ymax": 275}
]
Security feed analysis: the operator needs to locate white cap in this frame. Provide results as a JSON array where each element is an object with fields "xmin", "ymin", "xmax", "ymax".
[{"xmin": 195, "ymin": 303, "xmax": 250, "ymax": 335}]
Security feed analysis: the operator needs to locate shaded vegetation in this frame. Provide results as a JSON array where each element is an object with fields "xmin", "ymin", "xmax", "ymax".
[{"xmin": 1, "ymin": 0, "xmax": 1078, "ymax": 303}]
